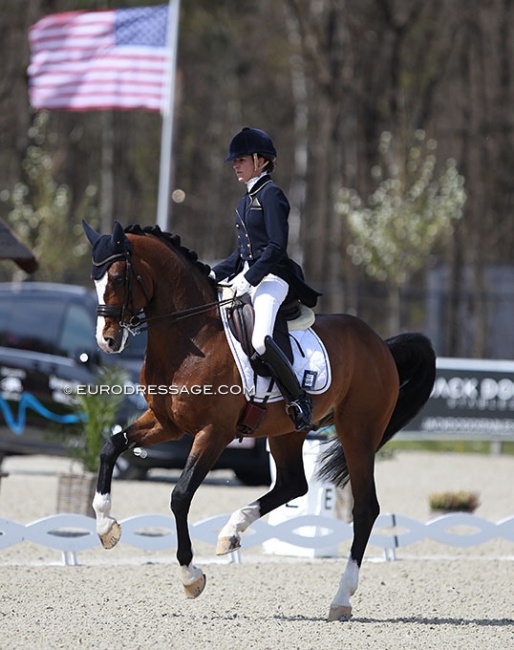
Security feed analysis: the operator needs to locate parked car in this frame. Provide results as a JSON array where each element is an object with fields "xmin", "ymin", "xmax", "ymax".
[{"xmin": 0, "ymin": 282, "xmax": 271, "ymax": 486}]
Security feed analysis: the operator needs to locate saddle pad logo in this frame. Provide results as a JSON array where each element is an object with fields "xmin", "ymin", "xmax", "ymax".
[{"xmin": 302, "ymin": 370, "xmax": 318, "ymax": 390}]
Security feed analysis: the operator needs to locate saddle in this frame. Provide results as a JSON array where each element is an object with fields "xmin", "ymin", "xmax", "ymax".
[
  {"xmin": 223, "ymin": 291, "xmax": 321, "ymax": 437},
  {"xmin": 227, "ymin": 295, "xmax": 315, "ymax": 375}
]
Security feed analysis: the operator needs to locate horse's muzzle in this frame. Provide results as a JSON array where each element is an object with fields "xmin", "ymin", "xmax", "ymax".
[{"xmin": 97, "ymin": 321, "xmax": 127, "ymax": 354}]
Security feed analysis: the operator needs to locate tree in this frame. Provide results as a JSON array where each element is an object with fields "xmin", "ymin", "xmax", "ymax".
[
  {"xmin": 2, "ymin": 111, "xmax": 94, "ymax": 282},
  {"xmin": 337, "ymin": 130, "xmax": 466, "ymax": 334}
]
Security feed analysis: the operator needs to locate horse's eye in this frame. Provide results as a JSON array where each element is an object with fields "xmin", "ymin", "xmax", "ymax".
[{"xmin": 111, "ymin": 274, "xmax": 125, "ymax": 288}]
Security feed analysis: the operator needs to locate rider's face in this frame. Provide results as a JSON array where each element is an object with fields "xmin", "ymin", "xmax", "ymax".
[{"xmin": 232, "ymin": 155, "xmax": 265, "ymax": 183}]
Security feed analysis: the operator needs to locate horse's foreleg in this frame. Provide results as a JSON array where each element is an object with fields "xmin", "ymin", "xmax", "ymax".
[
  {"xmin": 216, "ymin": 433, "xmax": 308, "ymax": 555},
  {"xmin": 171, "ymin": 430, "xmax": 228, "ymax": 599},
  {"xmin": 93, "ymin": 430, "xmax": 129, "ymax": 548},
  {"xmin": 93, "ymin": 409, "xmax": 163, "ymax": 549}
]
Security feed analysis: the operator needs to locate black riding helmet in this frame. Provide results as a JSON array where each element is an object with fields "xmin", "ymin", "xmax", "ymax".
[{"xmin": 225, "ymin": 127, "xmax": 277, "ymax": 163}]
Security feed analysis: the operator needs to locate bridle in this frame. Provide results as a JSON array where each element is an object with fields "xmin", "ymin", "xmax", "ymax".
[{"xmin": 96, "ymin": 250, "xmax": 234, "ymax": 336}]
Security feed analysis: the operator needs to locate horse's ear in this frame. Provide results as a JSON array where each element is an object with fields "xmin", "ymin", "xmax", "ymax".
[
  {"xmin": 82, "ymin": 220, "xmax": 101, "ymax": 246},
  {"xmin": 112, "ymin": 220, "xmax": 126, "ymax": 246}
]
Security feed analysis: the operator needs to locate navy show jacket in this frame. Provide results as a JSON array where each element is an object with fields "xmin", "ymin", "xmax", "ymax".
[{"xmin": 213, "ymin": 175, "xmax": 320, "ymax": 307}]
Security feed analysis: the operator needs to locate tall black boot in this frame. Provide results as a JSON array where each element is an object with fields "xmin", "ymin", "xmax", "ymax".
[{"xmin": 254, "ymin": 335, "xmax": 313, "ymax": 431}]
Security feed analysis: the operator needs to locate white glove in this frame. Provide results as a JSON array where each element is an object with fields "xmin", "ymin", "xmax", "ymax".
[
  {"xmin": 208, "ymin": 269, "xmax": 216, "ymax": 281},
  {"xmin": 230, "ymin": 272, "xmax": 252, "ymax": 297}
]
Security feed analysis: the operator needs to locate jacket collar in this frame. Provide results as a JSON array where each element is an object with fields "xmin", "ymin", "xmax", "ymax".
[{"xmin": 247, "ymin": 174, "xmax": 272, "ymax": 196}]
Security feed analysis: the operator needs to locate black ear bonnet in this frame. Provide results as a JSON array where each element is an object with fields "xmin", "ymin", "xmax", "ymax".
[{"xmin": 82, "ymin": 220, "xmax": 132, "ymax": 280}]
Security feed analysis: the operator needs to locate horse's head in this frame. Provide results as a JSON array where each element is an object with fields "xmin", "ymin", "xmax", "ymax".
[{"xmin": 83, "ymin": 220, "xmax": 152, "ymax": 353}]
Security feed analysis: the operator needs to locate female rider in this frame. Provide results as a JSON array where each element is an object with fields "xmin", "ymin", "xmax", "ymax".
[{"xmin": 212, "ymin": 127, "xmax": 320, "ymax": 431}]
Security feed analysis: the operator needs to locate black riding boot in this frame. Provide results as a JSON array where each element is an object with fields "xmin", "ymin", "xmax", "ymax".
[{"xmin": 253, "ymin": 335, "xmax": 313, "ymax": 431}]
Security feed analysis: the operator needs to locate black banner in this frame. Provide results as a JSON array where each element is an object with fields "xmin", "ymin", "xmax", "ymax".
[{"xmin": 401, "ymin": 358, "xmax": 514, "ymax": 440}]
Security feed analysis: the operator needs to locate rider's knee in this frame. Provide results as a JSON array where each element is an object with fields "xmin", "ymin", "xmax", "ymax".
[{"xmin": 252, "ymin": 332, "xmax": 266, "ymax": 355}]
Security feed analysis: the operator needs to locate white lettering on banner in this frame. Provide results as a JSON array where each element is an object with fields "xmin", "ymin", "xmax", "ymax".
[
  {"xmin": 421, "ymin": 416, "xmax": 514, "ymax": 434},
  {"xmin": 432, "ymin": 376, "xmax": 514, "ymax": 411}
]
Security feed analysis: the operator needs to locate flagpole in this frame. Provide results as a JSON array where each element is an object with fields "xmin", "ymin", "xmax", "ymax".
[{"xmin": 156, "ymin": 0, "xmax": 180, "ymax": 230}]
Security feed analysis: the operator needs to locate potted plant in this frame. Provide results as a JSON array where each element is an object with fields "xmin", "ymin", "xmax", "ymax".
[
  {"xmin": 428, "ymin": 490, "xmax": 480, "ymax": 514},
  {"xmin": 57, "ymin": 365, "xmax": 127, "ymax": 516}
]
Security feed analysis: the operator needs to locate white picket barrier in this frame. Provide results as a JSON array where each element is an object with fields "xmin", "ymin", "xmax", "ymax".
[{"xmin": 1, "ymin": 512, "xmax": 513, "ymax": 566}]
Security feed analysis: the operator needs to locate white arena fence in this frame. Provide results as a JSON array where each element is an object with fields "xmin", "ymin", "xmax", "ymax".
[{"xmin": 0, "ymin": 512, "xmax": 513, "ymax": 566}]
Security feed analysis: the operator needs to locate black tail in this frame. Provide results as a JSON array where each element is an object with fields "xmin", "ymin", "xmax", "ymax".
[
  {"xmin": 379, "ymin": 332, "xmax": 436, "ymax": 448},
  {"xmin": 317, "ymin": 332, "xmax": 436, "ymax": 487}
]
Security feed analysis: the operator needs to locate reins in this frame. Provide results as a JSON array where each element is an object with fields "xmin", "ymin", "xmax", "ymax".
[{"xmin": 121, "ymin": 295, "xmax": 235, "ymax": 336}]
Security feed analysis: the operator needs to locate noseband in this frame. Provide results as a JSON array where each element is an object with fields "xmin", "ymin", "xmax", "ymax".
[{"xmin": 98, "ymin": 250, "xmax": 234, "ymax": 336}]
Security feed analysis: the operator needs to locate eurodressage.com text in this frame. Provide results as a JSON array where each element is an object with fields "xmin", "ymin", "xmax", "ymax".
[{"xmin": 63, "ymin": 384, "xmax": 244, "ymax": 397}]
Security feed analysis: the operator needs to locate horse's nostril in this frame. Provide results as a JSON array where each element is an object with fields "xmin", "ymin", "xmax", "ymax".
[{"xmin": 105, "ymin": 336, "xmax": 116, "ymax": 350}]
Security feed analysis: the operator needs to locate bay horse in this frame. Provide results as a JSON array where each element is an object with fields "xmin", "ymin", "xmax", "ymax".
[{"xmin": 83, "ymin": 220, "xmax": 435, "ymax": 621}]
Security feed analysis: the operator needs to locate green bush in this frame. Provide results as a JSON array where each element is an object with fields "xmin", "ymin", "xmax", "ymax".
[{"xmin": 69, "ymin": 365, "xmax": 128, "ymax": 473}]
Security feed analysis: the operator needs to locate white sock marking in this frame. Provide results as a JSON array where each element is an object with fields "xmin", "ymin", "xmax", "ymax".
[
  {"xmin": 331, "ymin": 555, "xmax": 360, "ymax": 609},
  {"xmin": 218, "ymin": 502, "xmax": 261, "ymax": 541},
  {"xmin": 93, "ymin": 491, "xmax": 116, "ymax": 537}
]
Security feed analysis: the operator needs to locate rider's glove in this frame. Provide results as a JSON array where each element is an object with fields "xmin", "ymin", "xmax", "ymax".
[{"xmin": 230, "ymin": 272, "xmax": 252, "ymax": 297}]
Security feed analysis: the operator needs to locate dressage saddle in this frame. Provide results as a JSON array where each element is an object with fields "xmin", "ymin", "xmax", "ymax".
[{"xmin": 227, "ymin": 295, "xmax": 298, "ymax": 374}]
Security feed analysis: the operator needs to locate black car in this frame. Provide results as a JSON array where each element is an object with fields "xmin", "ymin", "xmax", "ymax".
[{"xmin": 0, "ymin": 282, "xmax": 271, "ymax": 486}]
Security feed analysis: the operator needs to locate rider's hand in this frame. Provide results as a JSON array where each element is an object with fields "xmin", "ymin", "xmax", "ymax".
[{"xmin": 230, "ymin": 272, "xmax": 251, "ymax": 297}]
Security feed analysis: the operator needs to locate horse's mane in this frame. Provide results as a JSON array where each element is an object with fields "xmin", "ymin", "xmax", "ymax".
[{"xmin": 124, "ymin": 224, "xmax": 214, "ymax": 282}]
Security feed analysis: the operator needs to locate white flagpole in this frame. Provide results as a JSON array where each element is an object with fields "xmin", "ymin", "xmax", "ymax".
[{"xmin": 156, "ymin": 0, "xmax": 180, "ymax": 230}]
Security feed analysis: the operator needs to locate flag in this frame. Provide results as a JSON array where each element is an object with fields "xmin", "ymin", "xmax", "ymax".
[{"xmin": 28, "ymin": 4, "xmax": 171, "ymax": 112}]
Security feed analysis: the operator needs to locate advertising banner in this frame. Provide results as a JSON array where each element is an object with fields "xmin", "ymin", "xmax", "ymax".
[{"xmin": 400, "ymin": 358, "xmax": 514, "ymax": 441}]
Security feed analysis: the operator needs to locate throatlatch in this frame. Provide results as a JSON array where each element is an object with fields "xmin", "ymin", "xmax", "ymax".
[{"xmin": 253, "ymin": 335, "xmax": 313, "ymax": 431}]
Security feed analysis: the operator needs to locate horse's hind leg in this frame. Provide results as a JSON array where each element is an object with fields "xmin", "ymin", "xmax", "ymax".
[
  {"xmin": 216, "ymin": 433, "xmax": 308, "ymax": 554},
  {"xmin": 328, "ymin": 414, "xmax": 384, "ymax": 621}
]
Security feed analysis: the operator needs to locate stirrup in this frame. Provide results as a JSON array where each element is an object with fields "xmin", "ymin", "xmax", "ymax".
[{"xmin": 286, "ymin": 394, "xmax": 313, "ymax": 432}]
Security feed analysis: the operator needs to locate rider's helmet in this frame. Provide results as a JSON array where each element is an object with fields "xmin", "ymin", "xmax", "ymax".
[{"xmin": 225, "ymin": 127, "xmax": 277, "ymax": 164}]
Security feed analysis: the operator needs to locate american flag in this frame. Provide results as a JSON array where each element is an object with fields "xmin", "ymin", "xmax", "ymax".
[{"xmin": 28, "ymin": 4, "xmax": 171, "ymax": 112}]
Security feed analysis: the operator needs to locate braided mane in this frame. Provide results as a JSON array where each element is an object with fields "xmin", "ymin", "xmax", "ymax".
[{"xmin": 124, "ymin": 224, "xmax": 213, "ymax": 279}]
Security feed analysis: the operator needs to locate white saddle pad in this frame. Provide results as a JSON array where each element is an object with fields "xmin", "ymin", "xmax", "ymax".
[{"xmin": 220, "ymin": 298, "xmax": 332, "ymax": 403}]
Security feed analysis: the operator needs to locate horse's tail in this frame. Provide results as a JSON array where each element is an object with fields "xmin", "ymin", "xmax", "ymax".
[
  {"xmin": 317, "ymin": 332, "xmax": 436, "ymax": 487},
  {"xmin": 379, "ymin": 332, "xmax": 436, "ymax": 448}
]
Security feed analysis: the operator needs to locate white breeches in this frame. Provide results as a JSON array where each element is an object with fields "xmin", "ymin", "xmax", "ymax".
[{"xmin": 248, "ymin": 272, "xmax": 289, "ymax": 355}]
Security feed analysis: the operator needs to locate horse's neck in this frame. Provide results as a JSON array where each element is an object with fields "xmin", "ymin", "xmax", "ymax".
[
  {"xmin": 153, "ymin": 275, "xmax": 215, "ymax": 318},
  {"xmin": 145, "ymin": 252, "xmax": 220, "ymax": 365}
]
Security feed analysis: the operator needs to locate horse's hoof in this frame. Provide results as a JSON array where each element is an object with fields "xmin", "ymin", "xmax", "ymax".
[
  {"xmin": 98, "ymin": 521, "xmax": 121, "ymax": 550},
  {"xmin": 216, "ymin": 535, "xmax": 241, "ymax": 556},
  {"xmin": 183, "ymin": 572, "xmax": 206, "ymax": 599},
  {"xmin": 328, "ymin": 604, "xmax": 352, "ymax": 621}
]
